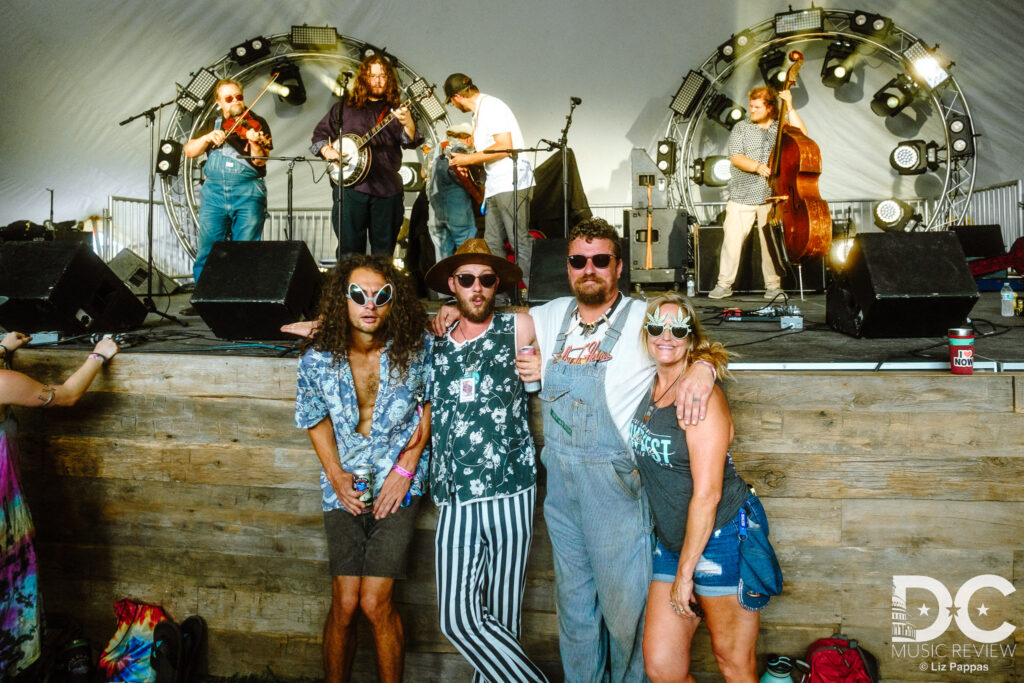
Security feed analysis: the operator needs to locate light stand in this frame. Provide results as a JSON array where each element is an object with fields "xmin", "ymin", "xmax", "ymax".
[{"xmin": 119, "ymin": 99, "xmax": 187, "ymax": 326}]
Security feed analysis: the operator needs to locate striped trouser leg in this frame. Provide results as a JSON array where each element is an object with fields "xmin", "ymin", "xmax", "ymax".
[{"xmin": 435, "ymin": 488, "xmax": 548, "ymax": 683}]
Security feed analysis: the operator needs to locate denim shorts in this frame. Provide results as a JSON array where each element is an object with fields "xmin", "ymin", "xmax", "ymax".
[{"xmin": 651, "ymin": 494, "xmax": 760, "ymax": 597}]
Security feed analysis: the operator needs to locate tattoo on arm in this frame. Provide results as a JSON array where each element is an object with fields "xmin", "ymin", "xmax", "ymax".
[{"xmin": 39, "ymin": 385, "xmax": 56, "ymax": 406}]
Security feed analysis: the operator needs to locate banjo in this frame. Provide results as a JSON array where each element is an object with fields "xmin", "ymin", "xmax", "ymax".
[{"xmin": 328, "ymin": 87, "xmax": 434, "ymax": 186}]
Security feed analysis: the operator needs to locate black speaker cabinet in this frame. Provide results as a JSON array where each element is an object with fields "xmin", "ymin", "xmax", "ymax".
[
  {"xmin": 625, "ymin": 208, "xmax": 688, "ymax": 284},
  {"xmin": 527, "ymin": 237, "xmax": 631, "ymax": 304},
  {"xmin": 695, "ymin": 225, "xmax": 826, "ymax": 293},
  {"xmin": 0, "ymin": 241, "xmax": 147, "ymax": 333},
  {"xmin": 192, "ymin": 241, "xmax": 322, "ymax": 340},
  {"xmin": 106, "ymin": 248, "xmax": 178, "ymax": 296},
  {"xmin": 826, "ymin": 232, "xmax": 978, "ymax": 338}
]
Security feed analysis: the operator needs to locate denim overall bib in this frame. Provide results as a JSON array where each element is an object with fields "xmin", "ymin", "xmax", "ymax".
[{"xmin": 540, "ymin": 299, "xmax": 652, "ymax": 683}]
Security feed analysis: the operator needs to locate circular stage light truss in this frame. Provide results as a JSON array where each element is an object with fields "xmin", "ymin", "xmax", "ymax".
[
  {"xmin": 666, "ymin": 8, "xmax": 976, "ymax": 231},
  {"xmin": 159, "ymin": 32, "xmax": 450, "ymax": 259}
]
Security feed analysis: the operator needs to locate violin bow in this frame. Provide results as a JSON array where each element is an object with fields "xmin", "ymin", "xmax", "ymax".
[{"xmin": 223, "ymin": 72, "xmax": 279, "ymax": 138}]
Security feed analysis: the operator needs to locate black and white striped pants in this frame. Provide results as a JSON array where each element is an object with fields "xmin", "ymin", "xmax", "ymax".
[{"xmin": 434, "ymin": 487, "xmax": 548, "ymax": 683}]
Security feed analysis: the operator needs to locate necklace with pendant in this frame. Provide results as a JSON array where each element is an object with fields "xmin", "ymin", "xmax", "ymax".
[{"xmin": 644, "ymin": 369, "xmax": 683, "ymax": 421}]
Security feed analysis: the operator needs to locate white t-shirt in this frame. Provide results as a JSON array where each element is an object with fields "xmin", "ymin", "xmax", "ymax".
[
  {"xmin": 473, "ymin": 94, "xmax": 534, "ymax": 198},
  {"xmin": 531, "ymin": 296, "xmax": 655, "ymax": 445}
]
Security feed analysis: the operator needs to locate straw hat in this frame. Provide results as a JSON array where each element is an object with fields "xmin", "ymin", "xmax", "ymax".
[{"xmin": 424, "ymin": 238, "xmax": 522, "ymax": 296}]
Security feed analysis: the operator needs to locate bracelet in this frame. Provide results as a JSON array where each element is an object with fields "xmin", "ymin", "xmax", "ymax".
[
  {"xmin": 88, "ymin": 353, "xmax": 108, "ymax": 364},
  {"xmin": 392, "ymin": 464, "xmax": 415, "ymax": 480},
  {"xmin": 693, "ymin": 359, "xmax": 717, "ymax": 382},
  {"xmin": 0, "ymin": 343, "xmax": 9, "ymax": 355}
]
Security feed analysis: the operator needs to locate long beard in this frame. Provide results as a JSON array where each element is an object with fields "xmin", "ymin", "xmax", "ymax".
[{"xmin": 572, "ymin": 278, "xmax": 612, "ymax": 306}]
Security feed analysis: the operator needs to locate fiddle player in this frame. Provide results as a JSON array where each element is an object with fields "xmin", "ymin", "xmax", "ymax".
[
  {"xmin": 708, "ymin": 86, "xmax": 805, "ymax": 302},
  {"xmin": 182, "ymin": 78, "xmax": 272, "ymax": 305},
  {"xmin": 311, "ymin": 54, "xmax": 420, "ymax": 261}
]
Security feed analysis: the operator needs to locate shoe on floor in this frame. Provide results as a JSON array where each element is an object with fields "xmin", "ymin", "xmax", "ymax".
[
  {"xmin": 179, "ymin": 305, "xmax": 198, "ymax": 316},
  {"xmin": 763, "ymin": 288, "xmax": 785, "ymax": 301},
  {"xmin": 708, "ymin": 285, "xmax": 732, "ymax": 299}
]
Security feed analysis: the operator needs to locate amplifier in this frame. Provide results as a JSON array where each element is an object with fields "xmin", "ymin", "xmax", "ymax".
[{"xmin": 625, "ymin": 208, "xmax": 689, "ymax": 285}]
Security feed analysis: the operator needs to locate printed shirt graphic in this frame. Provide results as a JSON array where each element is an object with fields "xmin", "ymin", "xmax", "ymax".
[
  {"xmin": 430, "ymin": 313, "xmax": 536, "ymax": 505},
  {"xmin": 294, "ymin": 333, "xmax": 433, "ymax": 510}
]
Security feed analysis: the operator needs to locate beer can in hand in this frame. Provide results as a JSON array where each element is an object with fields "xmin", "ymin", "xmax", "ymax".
[
  {"xmin": 352, "ymin": 466, "xmax": 374, "ymax": 510},
  {"xmin": 518, "ymin": 346, "xmax": 541, "ymax": 393}
]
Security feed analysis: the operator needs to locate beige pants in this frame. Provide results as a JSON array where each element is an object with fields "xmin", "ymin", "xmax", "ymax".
[{"xmin": 715, "ymin": 200, "xmax": 781, "ymax": 290}]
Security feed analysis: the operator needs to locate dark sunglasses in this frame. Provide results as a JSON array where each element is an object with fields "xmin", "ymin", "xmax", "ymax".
[
  {"xmin": 454, "ymin": 272, "xmax": 499, "ymax": 289},
  {"xmin": 567, "ymin": 253, "xmax": 615, "ymax": 270},
  {"xmin": 347, "ymin": 282, "xmax": 393, "ymax": 307},
  {"xmin": 221, "ymin": 93, "xmax": 244, "ymax": 103},
  {"xmin": 645, "ymin": 323, "xmax": 691, "ymax": 340}
]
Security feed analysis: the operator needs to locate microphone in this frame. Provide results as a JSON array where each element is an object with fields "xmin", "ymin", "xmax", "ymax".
[
  {"xmin": 570, "ymin": 96, "xmax": 582, "ymax": 105},
  {"xmin": 540, "ymin": 139, "xmax": 559, "ymax": 147},
  {"xmin": 338, "ymin": 71, "xmax": 354, "ymax": 79}
]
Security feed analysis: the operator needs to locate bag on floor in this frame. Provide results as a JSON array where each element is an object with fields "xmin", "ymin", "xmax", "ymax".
[
  {"xmin": 805, "ymin": 633, "xmax": 879, "ymax": 683},
  {"xmin": 97, "ymin": 599, "xmax": 170, "ymax": 682}
]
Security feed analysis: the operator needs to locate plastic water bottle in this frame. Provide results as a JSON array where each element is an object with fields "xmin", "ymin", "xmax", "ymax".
[
  {"xmin": 1001, "ymin": 282, "xmax": 1015, "ymax": 317},
  {"xmin": 686, "ymin": 274, "xmax": 696, "ymax": 298}
]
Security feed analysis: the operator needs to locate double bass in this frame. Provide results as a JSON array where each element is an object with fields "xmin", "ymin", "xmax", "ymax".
[{"xmin": 766, "ymin": 51, "xmax": 831, "ymax": 262}]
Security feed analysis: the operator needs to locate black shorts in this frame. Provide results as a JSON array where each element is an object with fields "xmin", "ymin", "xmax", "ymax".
[{"xmin": 323, "ymin": 495, "xmax": 423, "ymax": 578}]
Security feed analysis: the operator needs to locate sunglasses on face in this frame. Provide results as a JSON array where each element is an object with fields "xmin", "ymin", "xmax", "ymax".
[
  {"xmin": 454, "ymin": 272, "xmax": 499, "ymax": 289},
  {"xmin": 645, "ymin": 323, "xmax": 691, "ymax": 340},
  {"xmin": 221, "ymin": 93, "xmax": 244, "ymax": 103},
  {"xmin": 347, "ymin": 282, "xmax": 393, "ymax": 307},
  {"xmin": 567, "ymin": 253, "xmax": 615, "ymax": 270}
]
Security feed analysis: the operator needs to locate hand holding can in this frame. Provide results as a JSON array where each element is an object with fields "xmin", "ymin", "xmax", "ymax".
[{"xmin": 518, "ymin": 346, "xmax": 541, "ymax": 393}]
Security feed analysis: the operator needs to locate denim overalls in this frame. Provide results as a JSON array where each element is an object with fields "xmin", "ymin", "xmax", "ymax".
[{"xmin": 540, "ymin": 299, "xmax": 652, "ymax": 682}]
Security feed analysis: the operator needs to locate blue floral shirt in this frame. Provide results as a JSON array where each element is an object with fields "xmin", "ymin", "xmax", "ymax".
[{"xmin": 294, "ymin": 333, "xmax": 433, "ymax": 511}]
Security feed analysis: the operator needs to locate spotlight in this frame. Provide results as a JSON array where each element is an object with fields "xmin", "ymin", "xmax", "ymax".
[
  {"xmin": 671, "ymin": 70, "xmax": 710, "ymax": 118},
  {"xmin": 229, "ymin": 36, "xmax": 270, "ymax": 66},
  {"xmin": 406, "ymin": 77, "xmax": 446, "ymax": 122},
  {"xmin": 156, "ymin": 140, "xmax": 182, "ymax": 176},
  {"xmin": 873, "ymin": 199, "xmax": 921, "ymax": 231},
  {"xmin": 947, "ymin": 115, "xmax": 974, "ymax": 158},
  {"xmin": 717, "ymin": 30, "xmax": 756, "ymax": 62},
  {"xmin": 359, "ymin": 43, "xmax": 390, "ymax": 62},
  {"xmin": 290, "ymin": 25, "xmax": 338, "ymax": 49},
  {"xmin": 774, "ymin": 7, "xmax": 824, "ymax": 36},
  {"xmin": 904, "ymin": 41, "xmax": 950, "ymax": 91},
  {"xmin": 821, "ymin": 41, "xmax": 855, "ymax": 88},
  {"xmin": 870, "ymin": 74, "xmax": 918, "ymax": 117},
  {"xmin": 889, "ymin": 140, "xmax": 940, "ymax": 175},
  {"xmin": 706, "ymin": 94, "xmax": 745, "ymax": 130},
  {"xmin": 759, "ymin": 50, "xmax": 789, "ymax": 87},
  {"xmin": 176, "ymin": 68, "xmax": 217, "ymax": 114},
  {"xmin": 399, "ymin": 163, "xmax": 424, "ymax": 192},
  {"xmin": 656, "ymin": 139, "xmax": 677, "ymax": 175},
  {"xmin": 849, "ymin": 10, "xmax": 892, "ymax": 39},
  {"xmin": 272, "ymin": 59, "xmax": 306, "ymax": 106},
  {"xmin": 690, "ymin": 156, "xmax": 731, "ymax": 187}
]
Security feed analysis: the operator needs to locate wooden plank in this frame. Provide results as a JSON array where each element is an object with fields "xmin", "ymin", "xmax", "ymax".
[
  {"xmin": 757, "ymin": 497, "xmax": 842, "ymax": 546},
  {"xmin": 842, "ymin": 500, "xmax": 1024, "ymax": 549},
  {"xmin": 1015, "ymin": 375, "xmax": 1024, "ymax": 414},
  {"xmin": 776, "ymin": 547, "xmax": 1015, "ymax": 585}
]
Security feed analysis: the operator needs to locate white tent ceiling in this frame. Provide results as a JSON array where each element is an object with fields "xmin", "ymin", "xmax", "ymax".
[{"xmin": 1, "ymin": 0, "xmax": 1021, "ymax": 226}]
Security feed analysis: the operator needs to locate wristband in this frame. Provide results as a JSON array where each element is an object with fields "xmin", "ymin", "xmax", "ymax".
[
  {"xmin": 0, "ymin": 343, "xmax": 9, "ymax": 355},
  {"xmin": 393, "ymin": 464, "xmax": 415, "ymax": 480},
  {"xmin": 693, "ymin": 359, "xmax": 717, "ymax": 382},
  {"xmin": 88, "ymin": 353, "xmax": 108, "ymax": 364}
]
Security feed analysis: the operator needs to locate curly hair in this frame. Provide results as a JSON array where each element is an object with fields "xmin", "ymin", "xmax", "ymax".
[
  {"xmin": 350, "ymin": 54, "xmax": 402, "ymax": 109},
  {"xmin": 748, "ymin": 85, "xmax": 779, "ymax": 118},
  {"xmin": 305, "ymin": 255, "xmax": 427, "ymax": 379},
  {"xmin": 641, "ymin": 292, "xmax": 732, "ymax": 380},
  {"xmin": 568, "ymin": 217, "xmax": 621, "ymax": 259}
]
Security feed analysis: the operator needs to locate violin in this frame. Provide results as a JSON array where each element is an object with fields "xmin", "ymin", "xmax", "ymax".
[{"xmin": 219, "ymin": 73, "xmax": 278, "ymax": 166}]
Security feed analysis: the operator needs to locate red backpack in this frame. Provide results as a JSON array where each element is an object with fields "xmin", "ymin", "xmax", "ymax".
[{"xmin": 805, "ymin": 634, "xmax": 879, "ymax": 683}]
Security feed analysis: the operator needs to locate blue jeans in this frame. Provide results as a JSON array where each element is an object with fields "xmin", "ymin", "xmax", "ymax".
[
  {"xmin": 332, "ymin": 187, "xmax": 403, "ymax": 259},
  {"xmin": 194, "ymin": 151, "xmax": 267, "ymax": 282}
]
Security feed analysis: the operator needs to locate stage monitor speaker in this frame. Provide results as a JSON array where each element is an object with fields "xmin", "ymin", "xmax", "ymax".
[
  {"xmin": 0, "ymin": 241, "xmax": 147, "ymax": 334},
  {"xmin": 191, "ymin": 241, "xmax": 321, "ymax": 340},
  {"xmin": 106, "ymin": 248, "xmax": 179, "ymax": 296},
  {"xmin": 626, "ymin": 208, "xmax": 688, "ymax": 284},
  {"xmin": 527, "ymin": 237, "xmax": 631, "ymax": 304},
  {"xmin": 826, "ymin": 232, "xmax": 978, "ymax": 338},
  {"xmin": 695, "ymin": 225, "xmax": 826, "ymax": 293},
  {"xmin": 949, "ymin": 224, "xmax": 1005, "ymax": 259}
]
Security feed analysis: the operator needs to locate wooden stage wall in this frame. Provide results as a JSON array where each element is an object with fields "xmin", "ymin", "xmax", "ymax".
[{"xmin": 13, "ymin": 351, "xmax": 1024, "ymax": 681}]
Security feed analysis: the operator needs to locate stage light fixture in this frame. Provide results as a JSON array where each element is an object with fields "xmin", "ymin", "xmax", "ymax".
[
  {"xmin": 271, "ymin": 59, "xmax": 306, "ymax": 106},
  {"xmin": 359, "ymin": 43, "xmax": 392, "ymax": 63},
  {"xmin": 399, "ymin": 163, "xmax": 424, "ymax": 192},
  {"xmin": 656, "ymin": 139, "xmax": 678, "ymax": 175},
  {"xmin": 290, "ymin": 25, "xmax": 338, "ymax": 49},
  {"xmin": 717, "ymin": 30, "xmax": 756, "ymax": 62},
  {"xmin": 947, "ymin": 115, "xmax": 974, "ymax": 158},
  {"xmin": 156, "ymin": 140, "xmax": 182, "ymax": 176},
  {"xmin": 176, "ymin": 68, "xmax": 217, "ymax": 114},
  {"xmin": 889, "ymin": 140, "xmax": 940, "ymax": 175},
  {"xmin": 229, "ymin": 36, "xmax": 270, "ymax": 66},
  {"xmin": 690, "ymin": 156, "xmax": 731, "ymax": 187},
  {"xmin": 759, "ymin": 50, "xmax": 789, "ymax": 87},
  {"xmin": 774, "ymin": 7, "xmax": 824, "ymax": 36},
  {"xmin": 870, "ymin": 74, "xmax": 918, "ymax": 117},
  {"xmin": 849, "ymin": 10, "xmax": 892, "ymax": 39},
  {"xmin": 706, "ymin": 94, "xmax": 745, "ymax": 130},
  {"xmin": 904, "ymin": 41, "xmax": 950, "ymax": 91},
  {"xmin": 821, "ymin": 40, "xmax": 855, "ymax": 88},
  {"xmin": 671, "ymin": 70, "xmax": 710, "ymax": 118},
  {"xmin": 406, "ymin": 78, "xmax": 446, "ymax": 122},
  {"xmin": 873, "ymin": 198, "xmax": 920, "ymax": 231}
]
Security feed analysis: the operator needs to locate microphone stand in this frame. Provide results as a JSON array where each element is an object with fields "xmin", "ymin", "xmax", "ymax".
[
  {"xmin": 249, "ymin": 155, "xmax": 323, "ymax": 240},
  {"xmin": 332, "ymin": 72, "xmax": 352, "ymax": 263},
  {"xmin": 119, "ymin": 98, "xmax": 187, "ymax": 327},
  {"xmin": 558, "ymin": 97, "xmax": 581, "ymax": 237}
]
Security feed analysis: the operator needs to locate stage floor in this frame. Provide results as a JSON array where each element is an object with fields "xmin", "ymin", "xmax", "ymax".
[{"xmin": 17, "ymin": 289, "xmax": 1024, "ymax": 369}]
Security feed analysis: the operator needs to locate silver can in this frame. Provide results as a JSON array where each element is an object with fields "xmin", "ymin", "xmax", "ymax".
[
  {"xmin": 518, "ymin": 346, "xmax": 541, "ymax": 393},
  {"xmin": 352, "ymin": 466, "xmax": 373, "ymax": 508}
]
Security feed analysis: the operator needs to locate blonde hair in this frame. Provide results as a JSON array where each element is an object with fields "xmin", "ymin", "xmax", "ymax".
[{"xmin": 641, "ymin": 292, "xmax": 732, "ymax": 380}]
